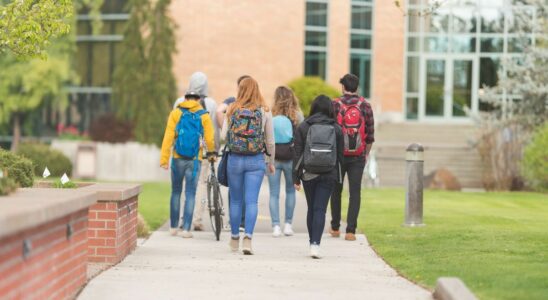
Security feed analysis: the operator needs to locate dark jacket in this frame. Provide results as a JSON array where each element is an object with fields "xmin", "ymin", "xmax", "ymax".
[{"xmin": 292, "ymin": 113, "xmax": 344, "ymax": 185}]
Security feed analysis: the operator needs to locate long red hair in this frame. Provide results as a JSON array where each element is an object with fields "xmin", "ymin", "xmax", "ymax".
[{"xmin": 227, "ymin": 77, "xmax": 269, "ymax": 118}]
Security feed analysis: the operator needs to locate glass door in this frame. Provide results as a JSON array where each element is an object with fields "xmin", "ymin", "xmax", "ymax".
[{"xmin": 420, "ymin": 56, "xmax": 478, "ymax": 120}]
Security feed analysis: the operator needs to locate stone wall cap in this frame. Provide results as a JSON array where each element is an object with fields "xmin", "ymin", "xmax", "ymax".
[
  {"xmin": 0, "ymin": 188, "xmax": 97, "ymax": 239},
  {"xmin": 433, "ymin": 277, "xmax": 478, "ymax": 300},
  {"xmin": 80, "ymin": 183, "xmax": 142, "ymax": 202}
]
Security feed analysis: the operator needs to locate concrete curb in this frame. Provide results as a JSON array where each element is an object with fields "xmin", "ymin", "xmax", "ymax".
[{"xmin": 433, "ymin": 277, "xmax": 478, "ymax": 300}]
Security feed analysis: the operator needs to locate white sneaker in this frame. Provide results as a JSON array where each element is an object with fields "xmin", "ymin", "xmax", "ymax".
[
  {"xmin": 272, "ymin": 225, "xmax": 281, "ymax": 237},
  {"xmin": 181, "ymin": 230, "xmax": 193, "ymax": 238},
  {"xmin": 169, "ymin": 228, "xmax": 178, "ymax": 236},
  {"xmin": 310, "ymin": 244, "xmax": 321, "ymax": 259},
  {"xmin": 283, "ymin": 223, "xmax": 294, "ymax": 236}
]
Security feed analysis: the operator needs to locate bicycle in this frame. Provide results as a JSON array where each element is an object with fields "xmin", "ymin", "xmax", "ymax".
[{"xmin": 206, "ymin": 156, "xmax": 225, "ymax": 241}]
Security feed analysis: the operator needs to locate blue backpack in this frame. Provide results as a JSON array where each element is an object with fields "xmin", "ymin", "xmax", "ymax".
[{"xmin": 174, "ymin": 108, "xmax": 207, "ymax": 160}]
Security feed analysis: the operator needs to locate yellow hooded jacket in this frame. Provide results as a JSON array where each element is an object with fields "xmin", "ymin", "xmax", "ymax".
[{"xmin": 160, "ymin": 100, "xmax": 215, "ymax": 166}]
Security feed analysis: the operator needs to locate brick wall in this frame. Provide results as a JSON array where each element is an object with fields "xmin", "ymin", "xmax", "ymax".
[
  {"xmin": 0, "ymin": 209, "xmax": 89, "ymax": 300},
  {"xmin": 87, "ymin": 196, "xmax": 138, "ymax": 264}
]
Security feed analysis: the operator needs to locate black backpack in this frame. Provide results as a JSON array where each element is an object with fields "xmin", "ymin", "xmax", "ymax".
[{"xmin": 303, "ymin": 124, "xmax": 337, "ymax": 174}]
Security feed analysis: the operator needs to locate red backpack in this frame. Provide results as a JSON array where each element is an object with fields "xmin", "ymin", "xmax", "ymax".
[{"xmin": 335, "ymin": 96, "xmax": 368, "ymax": 157}]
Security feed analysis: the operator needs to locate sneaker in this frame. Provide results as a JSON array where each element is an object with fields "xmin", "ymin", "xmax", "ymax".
[
  {"xmin": 345, "ymin": 233, "xmax": 356, "ymax": 241},
  {"xmin": 310, "ymin": 244, "xmax": 321, "ymax": 259},
  {"xmin": 239, "ymin": 226, "xmax": 245, "ymax": 232},
  {"xmin": 283, "ymin": 223, "xmax": 294, "ymax": 236},
  {"xmin": 169, "ymin": 228, "xmax": 178, "ymax": 236},
  {"xmin": 229, "ymin": 237, "xmax": 239, "ymax": 252},
  {"xmin": 242, "ymin": 237, "xmax": 253, "ymax": 255},
  {"xmin": 181, "ymin": 230, "xmax": 193, "ymax": 238},
  {"xmin": 193, "ymin": 224, "xmax": 204, "ymax": 232},
  {"xmin": 272, "ymin": 225, "xmax": 281, "ymax": 237},
  {"xmin": 329, "ymin": 228, "xmax": 340, "ymax": 238}
]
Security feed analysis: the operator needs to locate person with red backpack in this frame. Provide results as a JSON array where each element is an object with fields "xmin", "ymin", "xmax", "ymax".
[{"xmin": 330, "ymin": 73, "xmax": 375, "ymax": 241}]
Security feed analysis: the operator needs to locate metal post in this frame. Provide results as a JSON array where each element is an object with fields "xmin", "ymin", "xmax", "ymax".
[{"xmin": 404, "ymin": 143, "xmax": 425, "ymax": 227}]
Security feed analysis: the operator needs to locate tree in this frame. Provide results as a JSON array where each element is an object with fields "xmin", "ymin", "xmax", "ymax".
[
  {"xmin": 112, "ymin": 0, "xmax": 177, "ymax": 147},
  {"xmin": 0, "ymin": 42, "xmax": 75, "ymax": 151},
  {"xmin": 0, "ymin": 0, "xmax": 72, "ymax": 59},
  {"xmin": 474, "ymin": 0, "xmax": 547, "ymax": 190}
]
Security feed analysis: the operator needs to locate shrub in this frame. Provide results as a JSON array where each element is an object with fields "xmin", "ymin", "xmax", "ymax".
[
  {"xmin": 0, "ymin": 177, "xmax": 18, "ymax": 196},
  {"xmin": 51, "ymin": 180, "xmax": 77, "ymax": 189},
  {"xmin": 0, "ymin": 148, "xmax": 34, "ymax": 187},
  {"xmin": 522, "ymin": 123, "xmax": 548, "ymax": 192},
  {"xmin": 137, "ymin": 213, "xmax": 150, "ymax": 238},
  {"xmin": 17, "ymin": 143, "xmax": 73, "ymax": 177},
  {"xmin": 89, "ymin": 114, "xmax": 134, "ymax": 143},
  {"xmin": 287, "ymin": 77, "xmax": 340, "ymax": 116}
]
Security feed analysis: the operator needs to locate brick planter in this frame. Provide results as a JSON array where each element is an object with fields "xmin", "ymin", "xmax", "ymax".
[
  {"xmin": 81, "ymin": 184, "xmax": 141, "ymax": 266},
  {"xmin": 0, "ymin": 183, "xmax": 142, "ymax": 299},
  {"xmin": 0, "ymin": 188, "xmax": 96, "ymax": 299}
]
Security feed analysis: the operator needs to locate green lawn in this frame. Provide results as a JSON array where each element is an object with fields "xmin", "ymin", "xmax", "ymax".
[
  {"xmin": 343, "ymin": 188, "xmax": 548, "ymax": 300},
  {"xmin": 138, "ymin": 182, "xmax": 171, "ymax": 231}
]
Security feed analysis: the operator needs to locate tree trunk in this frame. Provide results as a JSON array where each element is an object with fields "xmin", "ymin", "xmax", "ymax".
[{"xmin": 10, "ymin": 113, "xmax": 21, "ymax": 152}]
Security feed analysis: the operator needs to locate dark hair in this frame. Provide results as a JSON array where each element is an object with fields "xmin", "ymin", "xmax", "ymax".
[
  {"xmin": 339, "ymin": 73, "xmax": 359, "ymax": 93},
  {"xmin": 309, "ymin": 95, "xmax": 334, "ymax": 119},
  {"xmin": 237, "ymin": 75, "xmax": 251, "ymax": 85}
]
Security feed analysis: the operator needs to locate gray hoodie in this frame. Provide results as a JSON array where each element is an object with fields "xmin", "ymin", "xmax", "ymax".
[{"xmin": 173, "ymin": 72, "xmax": 220, "ymax": 152}]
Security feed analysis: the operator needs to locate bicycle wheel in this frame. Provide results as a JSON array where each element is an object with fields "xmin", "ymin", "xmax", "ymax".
[
  {"xmin": 212, "ymin": 177, "xmax": 222, "ymax": 241},
  {"xmin": 207, "ymin": 177, "xmax": 217, "ymax": 239}
]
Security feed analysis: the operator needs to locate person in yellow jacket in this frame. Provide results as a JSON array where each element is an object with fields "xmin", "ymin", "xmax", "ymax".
[{"xmin": 160, "ymin": 90, "xmax": 216, "ymax": 238}]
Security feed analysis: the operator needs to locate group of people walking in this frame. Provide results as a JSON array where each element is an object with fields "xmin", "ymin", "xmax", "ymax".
[{"xmin": 160, "ymin": 72, "xmax": 374, "ymax": 259}]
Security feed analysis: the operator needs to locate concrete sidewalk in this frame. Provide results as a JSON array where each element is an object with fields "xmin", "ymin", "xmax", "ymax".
[{"xmin": 78, "ymin": 179, "xmax": 432, "ymax": 300}]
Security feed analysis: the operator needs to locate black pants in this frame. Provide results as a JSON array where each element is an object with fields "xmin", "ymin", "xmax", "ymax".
[
  {"xmin": 303, "ymin": 176, "xmax": 335, "ymax": 245},
  {"xmin": 330, "ymin": 156, "xmax": 365, "ymax": 233}
]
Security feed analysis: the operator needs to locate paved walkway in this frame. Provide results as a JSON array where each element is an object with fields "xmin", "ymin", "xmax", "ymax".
[{"xmin": 78, "ymin": 179, "xmax": 432, "ymax": 300}]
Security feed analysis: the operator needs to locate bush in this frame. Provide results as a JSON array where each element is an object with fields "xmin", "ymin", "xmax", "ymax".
[
  {"xmin": 287, "ymin": 77, "xmax": 340, "ymax": 116},
  {"xmin": 17, "ymin": 143, "xmax": 72, "ymax": 177},
  {"xmin": 89, "ymin": 114, "xmax": 134, "ymax": 143},
  {"xmin": 51, "ymin": 180, "xmax": 77, "ymax": 189},
  {"xmin": 522, "ymin": 123, "xmax": 548, "ymax": 192},
  {"xmin": 0, "ymin": 148, "xmax": 34, "ymax": 187},
  {"xmin": 0, "ymin": 177, "xmax": 18, "ymax": 196}
]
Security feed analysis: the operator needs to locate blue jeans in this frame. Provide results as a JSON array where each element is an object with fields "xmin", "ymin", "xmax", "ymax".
[
  {"xmin": 303, "ymin": 175, "xmax": 335, "ymax": 245},
  {"xmin": 227, "ymin": 153, "xmax": 266, "ymax": 238},
  {"xmin": 267, "ymin": 160, "xmax": 296, "ymax": 227},
  {"xmin": 170, "ymin": 158, "xmax": 201, "ymax": 230}
]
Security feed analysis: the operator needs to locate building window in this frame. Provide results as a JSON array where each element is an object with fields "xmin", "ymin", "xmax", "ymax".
[
  {"xmin": 68, "ymin": 1, "xmax": 129, "ymax": 131},
  {"xmin": 304, "ymin": 0, "xmax": 328, "ymax": 79},
  {"xmin": 350, "ymin": 0, "xmax": 374, "ymax": 98},
  {"xmin": 404, "ymin": 0, "xmax": 536, "ymax": 120}
]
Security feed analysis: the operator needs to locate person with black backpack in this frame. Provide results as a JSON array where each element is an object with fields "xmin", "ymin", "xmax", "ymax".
[
  {"xmin": 160, "ymin": 88, "xmax": 216, "ymax": 239},
  {"xmin": 221, "ymin": 76, "xmax": 275, "ymax": 255},
  {"xmin": 267, "ymin": 86, "xmax": 304, "ymax": 237},
  {"xmin": 293, "ymin": 95, "xmax": 344, "ymax": 259},
  {"xmin": 330, "ymin": 73, "xmax": 375, "ymax": 242}
]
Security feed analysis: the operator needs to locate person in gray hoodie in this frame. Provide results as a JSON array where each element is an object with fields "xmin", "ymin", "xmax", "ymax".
[{"xmin": 173, "ymin": 72, "xmax": 220, "ymax": 231}]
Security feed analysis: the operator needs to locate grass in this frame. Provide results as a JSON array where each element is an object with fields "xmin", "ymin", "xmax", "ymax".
[
  {"xmin": 342, "ymin": 188, "xmax": 548, "ymax": 300},
  {"xmin": 138, "ymin": 182, "xmax": 171, "ymax": 231}
]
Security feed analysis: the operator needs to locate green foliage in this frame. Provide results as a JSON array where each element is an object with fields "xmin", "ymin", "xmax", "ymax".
[
  {"xmin": 287, "ymin": 77, "xmax": 339, "ymax": 116},
  {"xmin": 522, "ymin": 123, "xmax": 548, "ymax": 192},
  {"xmin": 0, "ymin": 177, "xmax": 18, "ymax": 196},
  {"xmin": 345, "ymin": 188, "xmax": 548, "ymax": 300},
  {"xmin": 51, "ymin": 179, "xmax": 77, "ymax": 188},
  {"xmin": 137, "ymin": 213, "xmax": 151, "ymax": 237},
  {"xmin": 17, "ymin": 143, "xmax": 72, "ymax": 177},
  {"xmin": 0, "ymin": 0, "xmax": 72, "ymax": 59},
  {"xmin": 0, "ymin": 148, "xmax": 34, "ymax": 187},
  {"xmin": 113, "ymin": 0, "xmax": 177, "ymax": 147}
]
